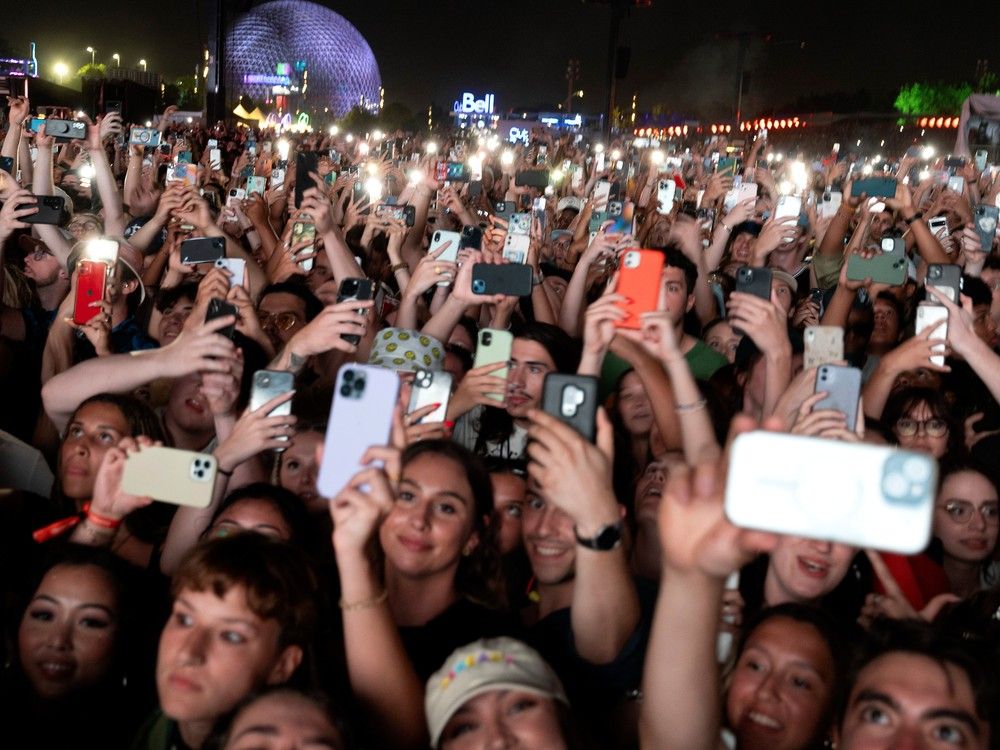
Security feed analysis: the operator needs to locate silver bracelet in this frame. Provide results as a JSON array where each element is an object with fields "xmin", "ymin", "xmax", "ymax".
[{"xmin": 675, "ymin": 398, "xmax": 707, "ymax": 413}]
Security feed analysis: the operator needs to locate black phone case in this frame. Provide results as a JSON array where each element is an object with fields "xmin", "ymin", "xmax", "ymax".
[
  {"xmin": 471, "ymin": 264, "xmax": 533, "ymax": 297},
  {"xmin": 0, "ymin": 156, "xmax": 14, "ymax": 175},
  {"xmin": 926, "ymin": 264, "xmax": 962, "ymax": 303},
  {"xmin": 735, "ymin": 266, "xmax": 773, "ymax": 300},
  {"xmin": 22, "ymin": 195, "xmax": 65, "ymax": 225},
  {"xmin": 336, "ymin": 278, "xmax": 374, "ymax": 345},
  {"xmin": 460, "ymin": 226, "xmax": 483, "ymax": 250},
  {"xmin": 295, "ymin": 152, "xmax": 319, "ymax": 208},
  {"xmin": 180, "ymin": 237, "xmax": 225, "ymax": 264},
  {"xmin": 514, "ymin": 170, "xmax": 550, "ymax": 188},
  {"xmin": 205, "ymin": 298, "xmax": 237, "ymax": 340},
  {"xmin": 542, "ymin": 374, "xmax": 599, "ymax": 442}
]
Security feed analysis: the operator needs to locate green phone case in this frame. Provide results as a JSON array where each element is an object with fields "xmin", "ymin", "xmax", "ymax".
[{"xmin": 846, "ymin": 242, "xmax": 907, "ymax": 286}]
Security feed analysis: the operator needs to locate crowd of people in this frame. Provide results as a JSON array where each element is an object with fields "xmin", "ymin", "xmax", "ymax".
[{"xmin": 1, "ymin": 91, "xmax": 1000, "ymax": 749}]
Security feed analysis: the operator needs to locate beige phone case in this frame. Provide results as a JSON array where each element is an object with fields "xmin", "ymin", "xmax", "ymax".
[
  {"xmin": 120, "ymin": 447, "xmax": 217, "ymax": 508},
  {"xmin": 915, "ymin": 303, "xmax": 948, "ymax": 367},
  {"xmin": 804, "ymin": 326, "xmax": 844, "ymax": 370}
]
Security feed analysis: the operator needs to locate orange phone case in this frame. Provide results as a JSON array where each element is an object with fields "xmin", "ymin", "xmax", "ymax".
[
  {"xmin": 73, "ymin": 260, "xmax": 108, "ymax": 325},
  {"xmin": 614, "ymin": 249, "xmax": 665, "ymax": 329}
]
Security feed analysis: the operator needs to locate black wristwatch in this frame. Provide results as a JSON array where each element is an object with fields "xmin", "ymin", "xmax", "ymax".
[
  {"xmin": 904, "ymin": 211, "xmax": 924, "ymax": 225},
  {"xmin": 574, "ymin": 520, "xmax": 624, "ymax": 551}
]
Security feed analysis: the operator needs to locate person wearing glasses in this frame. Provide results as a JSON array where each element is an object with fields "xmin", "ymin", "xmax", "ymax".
[
  {"xmin": 932, "ymin": 462, "xmax": 1000, "ymax": 598},
  {"xmin": 881, "ymin": 386, "xmax": 964, "ymax": 461}
]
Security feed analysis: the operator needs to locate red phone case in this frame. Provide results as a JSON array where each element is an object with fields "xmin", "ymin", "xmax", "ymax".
[
  {"xmin": 614, "ymin": 249, "xmax": 665, "ymax": 329},
  {"xmin": 73, "ymin": 260, "xmax": 108, "ymax": 325}
]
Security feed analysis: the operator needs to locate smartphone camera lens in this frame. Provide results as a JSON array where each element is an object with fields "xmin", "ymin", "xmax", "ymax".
[
  {"xmin": 472, "ymin": 280, "xmax": 486, "ymax": 294},
  {"xmin": 354, "ymin": 377, "xmax": 366, "ymax": 394},
  {"xmin": 482, "ymin": 332, "xmax": 492, "ymax": 346},
  {"xmin": 340, "ymin": 384, "xmax": 352, "ymax": 398},
  {"xmin": 343, "ymin": 370, "xmax": 354, "ymax": 383}
]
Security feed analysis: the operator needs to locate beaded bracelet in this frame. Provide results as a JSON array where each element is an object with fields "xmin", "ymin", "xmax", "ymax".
[{"xmin": 339, "ymin": 589, "xmax": 388, "ymax": 612}]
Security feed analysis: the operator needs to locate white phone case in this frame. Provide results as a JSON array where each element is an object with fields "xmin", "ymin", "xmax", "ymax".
[
  {"xmin": 408, "ymin": 369, "xmax": 453, "ymax": 424},
  {"xmin": 429, "ymin": 230, "xmax": 461, "ymax": 263},
  {"xmin": 120, "ymin": 447, "xmax": 217, "ymax": 508},
  {"xmin": 915, "ymin": 303, "xmax": 948, "ymax": 367},
  {"xmin": 803, "ymin": 326, "xmax": 844, "ymax": 370},
  {"xmin": 725, "ymin": 432, "xmax": 937, "ymax": 554},
  {"xmin": 316, "ymin": 365, "xmax": 399, "ymax": 498}
]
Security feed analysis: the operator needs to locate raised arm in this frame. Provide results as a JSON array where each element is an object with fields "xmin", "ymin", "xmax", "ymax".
[
  {"xmin": 82, "ymin": 114, "xmax": 126, "ymax": 237},
  {"xmin": 526, "ymin": 409, "xmax": 641, "ymax": 664}
]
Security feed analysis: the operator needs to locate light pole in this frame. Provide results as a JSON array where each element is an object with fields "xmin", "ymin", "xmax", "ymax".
[
  {"xmin": 86, "ymin": 46, "xmax": 95, "ymax": 66},
  {"xmin": 112, "ymin": 53, "xmax": 120, "ymax": 68},
  {"xmin": 139, "ymin": 59, "xmax": 147, "ymax": 71},
  {"xmin": 53, "ymin": 61, "xmax": 68, "ymax": 84}
]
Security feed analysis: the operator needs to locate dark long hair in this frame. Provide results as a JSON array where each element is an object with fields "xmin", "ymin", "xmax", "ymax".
[{"xmin": 402, "ymin": 440, "xmax": 505, "ymax": 609}]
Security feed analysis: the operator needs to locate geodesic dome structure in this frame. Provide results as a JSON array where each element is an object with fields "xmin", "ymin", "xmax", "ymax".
[{"xmin": 225, "ymin": 0, "xmax": 381, "ymax": 117}]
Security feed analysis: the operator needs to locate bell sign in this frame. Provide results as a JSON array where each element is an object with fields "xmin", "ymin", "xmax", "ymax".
[{"xmin": 453, "ymin": 92, "xmax": 495, "ymax": 115}]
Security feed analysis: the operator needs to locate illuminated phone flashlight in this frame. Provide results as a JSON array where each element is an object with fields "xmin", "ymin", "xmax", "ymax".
[
  {"xmin": 329, "ymin": 125, "xmax": 339, "ymax": 136},
  {"xmin": 358, "ymin": 142, "xmax": 370, "ymax": 156},
  {"xmin": 277, "ymin": 139, "xmax": 290, "ymax": 161},
  {"xmin": 550, "ymin": 168, "xmax": 564, "ymax": 184},
  {"xmin": 468, "ymin": 154, "xmax": 483, "ymax": 173},
  {"xmin": 919, "ymin": 169, "xmax": 931, "ymax": 181},
  {"xmin": 84, "ymin": 238, "xmax": 119, "ymax": 263},
  {"xmin": 650, "ymin": 149, "xmax": 665, "ymax": 166},
  {"xmin": 779, "ymin": 180, "xmax": 793, "ymax": 195},
  {"xmin": 501, "ymin": 149, "xmax": 514, "ymax": 166},
  {"xmin": 774, "ymin": 153, "xmax": 784, "ymax": 163},
  {"xmin": 790, "ymin": 160, "xmax": 807, "ymax": 193},
  {"xmin": 610, "ymin": 149, "xmax": 621, "ymax": 161},
  {"xmin": 862, "ymin": 163, "xmax": 874, "ymax": 176},
  {"xmin": 486, "ymin": 135, "xmax": 500, "ymax": 151},
  {"xmin": 921, "ymin": 146, "xmax": 935, "ymax": 161},
  {"xmin": 594, "ymin": 143, "xmax": 605, "ymax": 154},
  {"xmin": 365, "ymin": 176, "xmax": 383, "ymax": 201},
  {"xmin": 371, "ymin": 129, "xmax": 383, "ymax": 141},
  {"xmin": 425, "ymin": 141, "xmax": 439, "ymax": 155},
  {"xmin": 144, "ymin": 120, "xmax": 152, "ymax": 127},
  {"xmin": 366, "ymin": 162, "xmax": 379, "ymax": 176},
  {"xmin": 345, "ymin": 133, "xmax": 354, "ymax": 143},
  {"xmin": 407, "ymin": 168, "xmax": 422, "ymax": 185}
]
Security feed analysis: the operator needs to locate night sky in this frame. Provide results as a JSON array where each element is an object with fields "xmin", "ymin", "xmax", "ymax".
[{"xmin": 3, "ymin": 0, "xmax": 994, "ymax": 118}]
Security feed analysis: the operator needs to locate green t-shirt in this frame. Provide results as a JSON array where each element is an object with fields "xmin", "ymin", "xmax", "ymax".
[{"xmin": 685, "ymin": 339, "xmax": 729, "ymax": 381}]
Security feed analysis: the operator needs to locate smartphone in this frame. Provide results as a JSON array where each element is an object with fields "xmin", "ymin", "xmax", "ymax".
[
  {"xmin": 316, "ymin": 365, "xmax": 400, "ymax": 497},
  {"xmin": 973, "ymin": 204, "xmax": 999, "ymax": 252},
  {"xmin": 22, "ymin": 195, "xmax": 65, "ymax": 225},
  {"xmin": 177, "ymin": 151, "xmax": 193, "ymax": 165},
  {"xmin": 205, "ymin": 298, "xmax": 237, "ymax": 340},
  {"xmin": 407, "ymin": 369, "xmax": 453, "ymax": 424},
  {"xmin": 0, "ymin": 155, "xmax": 12, "ymax": 175},
  {"xmin": 41, "ymin": 119, "xmax": 87, "ymax": 140},
  {"xmin": 503, "ymin": 233, "xmax": 529, "ymax": 264},
  {"xmin": 725, "ymin": 432, "xmax": 936, "ymax": 554},
  {"xmin": 471, "ymin": 264, "xmax": 532, "ymax": 297},
  {"xmin": 656, "ymin": 179, "xmax": 677, "ymax": 214},
  {"xmin": 514, "ymin": 170, "xmax": 549, "ymax": 188},
  {"xmin": 228, "ymin": 188, "xmax": 246, "ymax": 208},
  {"xmin": 541, "ymin": 374, "xmax": 599, "ymax": 442},
  {"xmin": 247, "ymin": 175, "xmax": 267, "ymax": 196},
  {"xmin": 944, "ymin": 156, "xmax": 967, "ymax": 172},
  {"xmin": 716, "ymin": 157, "xmax": 739, "ymax": 176},
  {"xmin": 735, "ymin": 266, "xmax": 773, "ymax": 301},
  {"xmin": 460, "ymin": 225, "xmax": 483, "ymax": 251},
  {"xmin": 775, "ymin": 195, "xmax": 802, "ymax": 221},
  {"xmin": 374, "ymin": 203, "xmax": 416, "ymax": 227},
  {"xmin": 180, "ymin": 237, "xmax": 225, "ymax": 265},
  {"xmin": 724, "ymin": 182, "xmax": 757, "ymax": 213},
  {"xmin": 814, "ymin": 364, "xmax": 861, "ymax": 431},
  {"xmin": 120, "ymin": 447, "xmax": 217, "ymax": 507},
  {"xmin": 429, "ymin": 230, "xmax": 461, "ymax": 264},
  {"xmin": 336, "ymin": 277, "xmax": 374, "ymax": 346},
  {"xmin": 615, "ymin": 249, "xmax": 667, "ymax": 329},
  {"xmin": 214, "ymin": 258, "xmax": 247, "ymax": 288},
  {"xmin": 846, "ymin": 237, "xmax": 907, "ymax": 286},
  {"xmin": 915, "ymin": 303, "xmax": 948, "ymax": 367},
  {"xmin": 947, "ymin": 175, "xmax": 965, "ymax": 194},
  {"xmin": 250, "ymin": 370, "xmax": 294, "ymax": 448},
  {"xmin": 851, "ymin": 177, "xmax": 897, "ymax": 198},
  {"xmin": 167, "ymin": 163, "xmax": 197, "ymax": 186},
  {"xmin": 73, "ymin": 260, "xmax": 108, "ymax": 325},
  {"xmin": 291, "ymin": 221, "xmax": 317, "ymax": 272},
  {"xmin": 129, "ymin": 127, "xmax": 161, "ymax": 147},
  {"xmin": 295, "ymin": 151, "xmax": 318, "ymax": 208},
  {"xmin": 270, "ymin": 167, "xmax": 286, "ymax": 188},
  {"xmin": 435, "ymin": 161, "xmax": 470, "ymax": 182},
  {"xmin": 925, "ymin": 263, "xmax": 962, "ymax": 303},
  {"xmin": 803, "ymin": 326, "xmax": 844, "ymax": 370},
  {"xmin": 474, "ymin": 328, "xmax": 513, "ymax": 403},
  {"xmin": 927, "ymin": 215, "xmax": 949, "ymax": 240},
  {"xmin": 494, "ymin": 201, "xmax": 517, "ymax": 222},
  {"xmin": 818, "ymin": 190, "xmax": 843, "ymax": 219}
]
